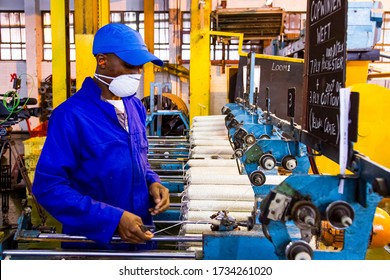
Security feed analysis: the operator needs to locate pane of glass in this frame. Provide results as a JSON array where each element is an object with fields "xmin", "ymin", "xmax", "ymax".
[
  {"xmin": 43, "ymin": 12, "xmax": 51, "ymax": 25},
  {"xmin": 183, "ymin": 12, "xmax": 190, "ymax": 20},
  {"xmin": 10, "ymin": 28, "xmax": 21, "ymax": 42},
  {"xmin": 139, "ymin": 28, "xmax": 145, "ymax": 38},
  {"xmin": 126, "ymin": 23, "xmax": 137, "ymax": 30},
  {"xmin": 138, "ymin": 25, "xmax": 145, "ymax": 38},
  {"xmin": 69, "ymin": 28, "xmax": 74, "ymax": 44},
  {"xmin": 70, "ymin": 48, "xmax": 75, "ymax": 61},
  {"xmin": 157, "ymin": 13, "xmax": 162, "ymax": 20},
  {"xmin": 1, "ymin": 46, "xmax": 11, "ymax": 59},
  {"xmin": 11, "ymin": 48, "xmax": 21, "ymax": 60},
  {"xmin": 110, "ymin": 12, "xmax": 121, "ymax": 23},
  {"xmin": 20, "ymin": 13, "xmax": 25, "ymax": 25},
  {"xmin": 182, "ymin": 49, "xmax": 190, "ymax": 60},
  {"xmin": 155, "ymin": 49, "xmax": 168, "ymax": 61},
  {"xmin": 69, "ymin": 12, "xmax": 73, "ymax": 24},
  {"xmin": 183, "ymin": 34, "xmax": 190, "ymax": 43},
  {"xmin": 124, "ymin": 12, "xmax": 136, "ymax": 22},
  {"xmin": 43, "ymin": 28, "xmax": 52, "ymax": 43},
  {"xmin": 22, "ymin": 47, "xmax": 26, "ymax": 60},
  {"xmin": 9, "ymin": 12, "xmax": 20, "ymax": 26},
  {"xmin": 43, "ymin": 47, "xmax": 52, "ymax": 60},
  {"xmin": 155, "ymin": 30, "xmax": 168, "ymax": 43},
  {"xmin": 21, "ymin": 28, "xmax": 26, "ymax": 43},
  {"xmin": 384, "ymin": 29, "xmax": 390, "ymax": 42},
  {"xmin": 139, "ymin": 13, "xmax": 144, "ymax": 21},
  {"xmin": 0, "ymin": 13, "xmax": 10, "ymax": 26},
  {"xmin": 183, "ymin": 21, "xmax": 190, "ymax": 29},
  {"xmin": 1, "ymin": 28, "xmax": 10, "ymax": 43}
]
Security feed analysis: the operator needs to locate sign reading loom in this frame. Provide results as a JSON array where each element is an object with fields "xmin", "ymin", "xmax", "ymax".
[{"xmin": 306, "ymin": 0, "xmax": 347, "ymax": 146}]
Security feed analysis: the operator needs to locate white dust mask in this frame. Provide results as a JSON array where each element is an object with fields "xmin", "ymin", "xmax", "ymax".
[{"xmin": 94, "ymin": 73, "xmax": 141, "ymax": 97}]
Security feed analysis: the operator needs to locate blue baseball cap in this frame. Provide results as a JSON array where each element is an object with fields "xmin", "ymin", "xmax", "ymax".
[{"xmin": 93, "ymin": 23, "xmax": 163, "ymax": 67}]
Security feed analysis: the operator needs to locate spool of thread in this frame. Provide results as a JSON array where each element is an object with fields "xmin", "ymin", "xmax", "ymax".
[
  {"xmin": 185, "ymin": 184, "xmax": 254, "ymax": 201},
  {"xmin": 187, "ymin": 159, "xmax": 237, "ymax": 167}
]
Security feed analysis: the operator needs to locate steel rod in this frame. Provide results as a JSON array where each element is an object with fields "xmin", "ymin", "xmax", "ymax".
[
  {"xmin": 31, "ymin": 234, "xmax": 202, "ymax": 243},
  {"xmin": 2, "ymin": 249, "xmax": 197, "ymax": 258}
]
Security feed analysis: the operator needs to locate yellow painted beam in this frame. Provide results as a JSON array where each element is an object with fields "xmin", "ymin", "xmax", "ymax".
[
  {"xmin": 190, "ymin": 0, "xmax": 211, "ymax": 122},
  {"xmin": 74, "ymin": 0, "xmax": 110, "ymax": 91},
  {"xmin": 345, "ymin": 60, "xmax": 369, "ymax": 86},
  {"xmin": 98, "ymin": 0, "xmax": 110, "ymax": 26},
  {"xmin": 143, "ymin": 0, "xmax": 155, "ymax": 97},
  {"xmin": 51, "ymin": 0, "xmax": 70, "ymax": 108}
]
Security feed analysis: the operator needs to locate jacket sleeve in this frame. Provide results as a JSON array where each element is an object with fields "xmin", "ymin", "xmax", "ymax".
[
  {"xmin": 143, "ymin": 129, "xmax": 161, "ymax": 187},
  {"xmin": 145, "ymin": 153, "xmax": 161, "ymax": 187},
  {"xmin": 137, "ymin": 98, "xmax": 161, "ymax": 187},
  {"xmin": 32, "ymin": 109, "xmax": 123, "ymax": 244}
]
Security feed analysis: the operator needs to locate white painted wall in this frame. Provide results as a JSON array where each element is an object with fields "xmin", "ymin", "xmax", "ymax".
[
  {"xmin": 210, "ymin": 65, "xmax": 229, "ymax": 115},
  {"xmin": 0, "ymin": 0, "xmax": 24, "ymax": 10}
]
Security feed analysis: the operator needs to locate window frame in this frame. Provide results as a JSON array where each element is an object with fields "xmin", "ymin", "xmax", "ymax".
[
  {"xmin": 0, "ymin": 11, "xmax": 26, "ymax": 61},
  {"xmin": 41, "ymin": 11, "xmax": 75, "ymax": 61}
]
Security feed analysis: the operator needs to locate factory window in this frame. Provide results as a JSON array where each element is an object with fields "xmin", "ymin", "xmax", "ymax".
[
  {"xmin": 42, "ymin": 11, "xmax": 75, "ymax": 61},
  {"xmin": 181, "ymin": 12, "xmax": 191, "ymax": 61},
  {"xmin": 375, "ymin": 11, "xmax": 390, "ymax": 63},
  {"xmin": 0, "ymin": 12, "xmax": 26, "ymax": 61},
  {"xmin": 153, "ymin": 12, "xmax": 169, "ymax": 62},
  {"xmin": 210, "ymin": 17, "xmax": 242, "ymax": 61},
  {"xmin": 110, "ymin": 11, "xmax": 140, "ymax": 31},
  {"xmin": 110, "ymin": 11, "xmax": 169, "ymax": 62}
]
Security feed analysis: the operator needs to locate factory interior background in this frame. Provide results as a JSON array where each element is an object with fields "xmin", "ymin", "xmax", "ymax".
[{"xmin": 0, "ymin": 0, "xmax": 390, "ymax": 261}]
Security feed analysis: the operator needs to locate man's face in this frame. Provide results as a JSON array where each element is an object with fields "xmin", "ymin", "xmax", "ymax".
[{"xmin": 104, "ymin": 54, "xmax": 142, "ymax": 77}]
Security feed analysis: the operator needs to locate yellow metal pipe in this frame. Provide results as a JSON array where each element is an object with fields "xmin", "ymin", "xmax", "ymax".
[
  {"xmin": 51, "ymin": 0, "xmax": 70, "ymax": 107},
  {"xmin": 190, "ymin": 0, "xmax": 211, "ymax": 123},
  {"xmin": 98, "ymin": 0, "xmax": 110, "ymax": 26},
  {"xmin": 74, "ymin": 0, "xmax": 109, "ymax": 91},
  {"xmin": 143, "ymin": 0, "xmax": 155, "ymax": 98}
]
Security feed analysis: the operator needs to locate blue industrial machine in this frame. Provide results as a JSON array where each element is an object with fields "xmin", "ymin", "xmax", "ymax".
[
  {"xmin": 201, "ymin": 1, "xmax": 390, "ymax": 260},
  {"xmin": 202, "ymin": 1, "xmax": 390, "ymax": 256},
  {"xmin": 145, "ymin": 82, "xmax": 190, "ymax": 137}
]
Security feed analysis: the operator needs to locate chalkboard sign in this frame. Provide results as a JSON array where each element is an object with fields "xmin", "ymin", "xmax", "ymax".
[
  {"xmin": 305, "ymin": 0, "xmax": 347, "ymax": 146},
  {"xmin": 235, "ymin": 56, "xmax": 304, "ymax": 124}
]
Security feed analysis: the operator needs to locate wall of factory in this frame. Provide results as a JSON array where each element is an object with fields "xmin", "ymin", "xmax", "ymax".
[{"xmin": 1, "ymin": 0, "xmax": 390, "ymax": 133}]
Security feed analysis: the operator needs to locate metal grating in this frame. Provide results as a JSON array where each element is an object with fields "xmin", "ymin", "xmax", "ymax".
[{"xmin": 211, "ymin": 8, "xmax": 285, "ymax": 40}]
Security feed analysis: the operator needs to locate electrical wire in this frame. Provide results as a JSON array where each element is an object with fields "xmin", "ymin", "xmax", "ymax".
[{"xmin": 0, "ymin": 73, "xmax": 35, "ymax": 125}]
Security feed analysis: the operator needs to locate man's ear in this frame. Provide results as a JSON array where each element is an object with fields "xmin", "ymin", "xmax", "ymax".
[{"xmin": 96, "ymin": 54, "xmax": 106, "ymax": 67}]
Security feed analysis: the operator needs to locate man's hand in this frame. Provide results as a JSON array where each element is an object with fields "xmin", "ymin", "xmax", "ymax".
[
  {"xmin": 117, "ymin": 211, "xmax": 153, "ymax": 243},
  {"xmin": 149, "ymin": 182, "xmax": 170, "ymax": 215}
]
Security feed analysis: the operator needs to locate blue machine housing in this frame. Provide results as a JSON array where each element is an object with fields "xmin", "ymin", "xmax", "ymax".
[{"xmin": 203, "ymin": 175, "xmax": 382, "ymax": 260}]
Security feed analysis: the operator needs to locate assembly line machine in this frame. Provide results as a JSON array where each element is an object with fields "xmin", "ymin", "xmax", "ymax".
[
  {"xmin": 1, "ymin": 49, "xmax": 389, "ymax": 260},
  {"xmin": 1, "ymin": 0, "xmax": 390, "ymax": 260}
]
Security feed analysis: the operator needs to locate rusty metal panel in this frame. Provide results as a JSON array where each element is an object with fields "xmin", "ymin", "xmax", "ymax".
[{"xmin": 212, "ymin": 8, "xmax": 285, "ymax": 40}]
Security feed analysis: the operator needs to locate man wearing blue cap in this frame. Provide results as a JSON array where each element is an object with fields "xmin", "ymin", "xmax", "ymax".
[{"xmin": 32, "ymin": 23, "xmax": 169, "ymax": 249}]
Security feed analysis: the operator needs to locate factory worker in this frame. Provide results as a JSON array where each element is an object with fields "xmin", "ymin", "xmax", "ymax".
[{"xmin": 32, "ymin": 23, "xmax": 169, "ymax": 249}]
